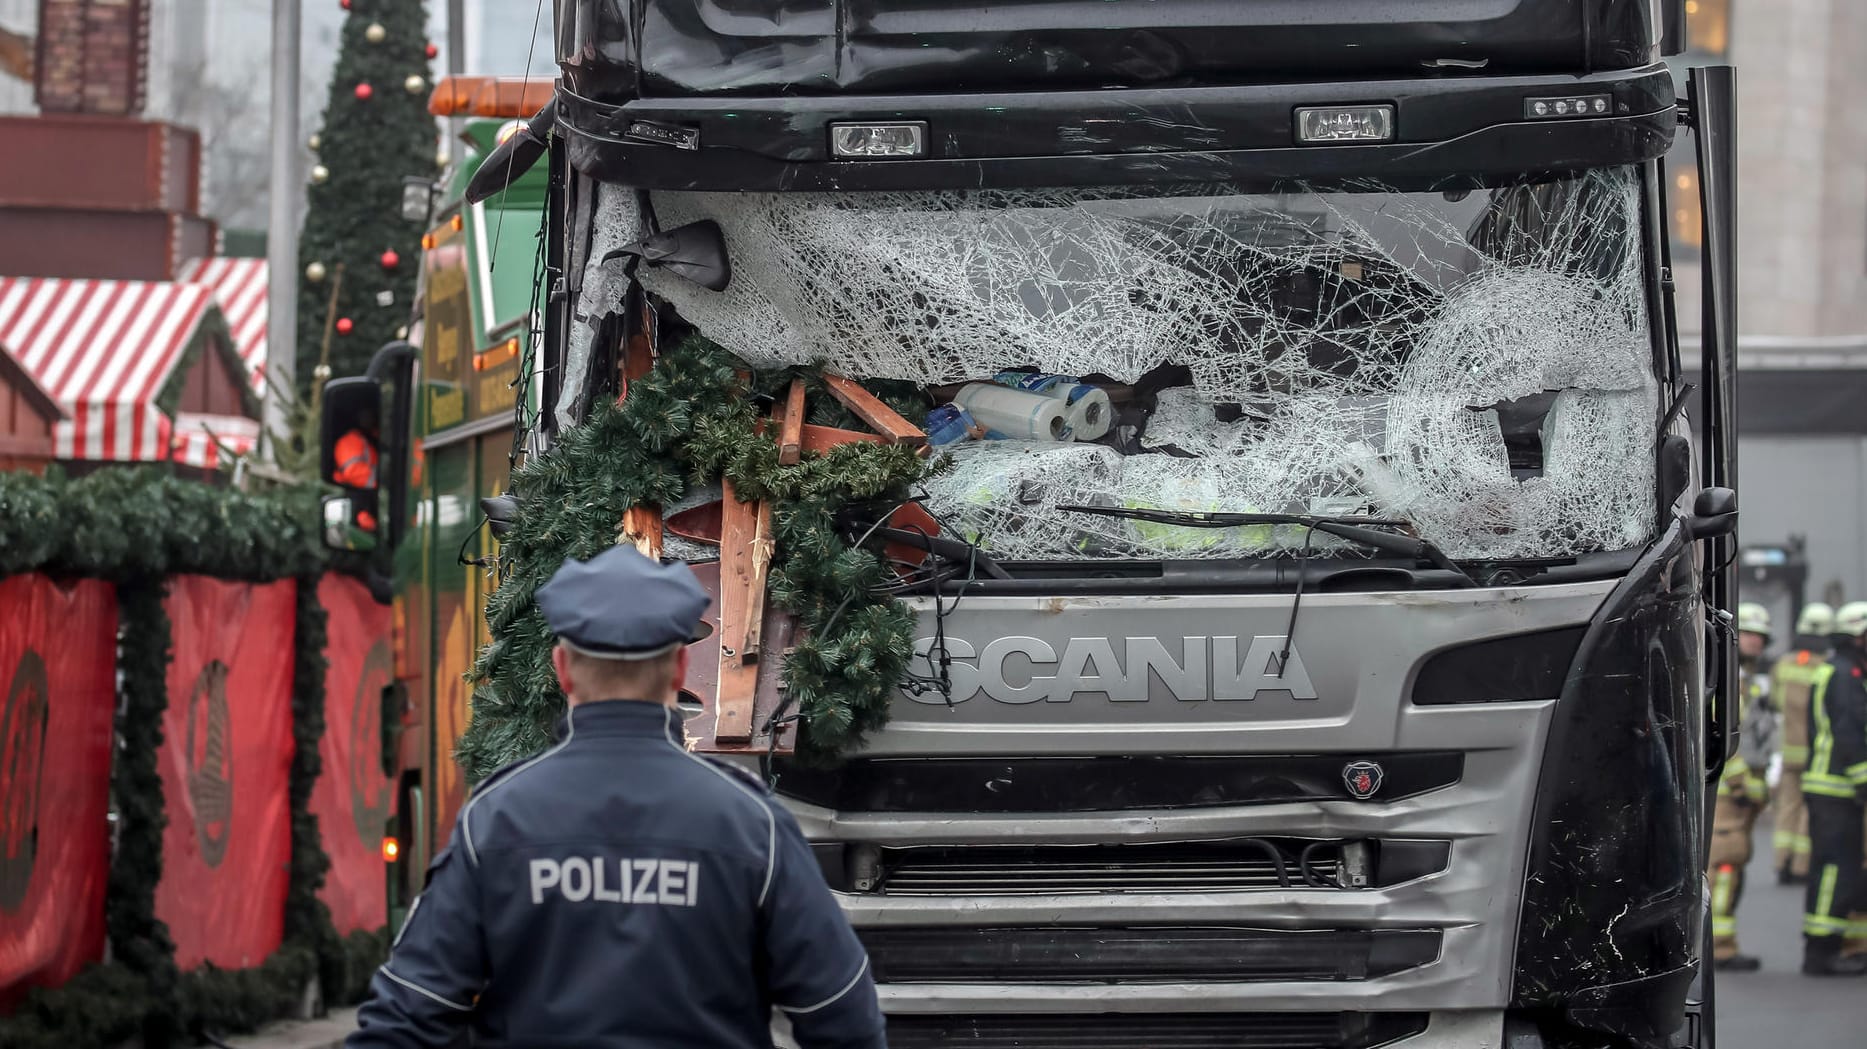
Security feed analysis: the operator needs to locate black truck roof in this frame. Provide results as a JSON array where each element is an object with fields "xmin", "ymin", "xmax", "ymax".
[
  {"xmin": 553, "ymin": 0, "xmax": 1681, "ymax": 193},
  {"xmin": 560, "ymin": 0, "xmax": 1675, "ymax": 101}
]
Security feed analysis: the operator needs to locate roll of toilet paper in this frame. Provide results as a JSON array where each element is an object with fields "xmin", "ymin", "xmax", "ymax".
[
  {"xmin": 953, "ymin": 383, "xmax": 1073, "ymax": 442},
  {"xmin": 1060, "ymin": 384, "xmax": 1112, "ymax": 440},
  {"xmin": 990, "ymin": 372, "xmax": 1111, "ymax": 440}
]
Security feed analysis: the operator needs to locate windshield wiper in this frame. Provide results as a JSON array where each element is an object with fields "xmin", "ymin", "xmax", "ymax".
[{"xmin": 1057, "ymin": 506, "xmax": 1476, "ymax": 587}]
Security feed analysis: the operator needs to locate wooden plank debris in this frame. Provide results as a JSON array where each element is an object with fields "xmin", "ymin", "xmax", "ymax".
[
  {"xmin": 712, "ymin": 479, "xmax": 761, "ymax": 743},
  {"xmin": 821, "ymin": 373, "xmax": 927, "ymax": 446},
  {"xmin": 678, "ymin": 561, "xmax": 797, "ymax": 755},
  {"xmin": 777, "ymin": 379, "xmax": 806, "ymax": 466}
]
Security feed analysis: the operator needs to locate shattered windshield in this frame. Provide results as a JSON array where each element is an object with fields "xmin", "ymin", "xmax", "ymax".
[{"xmin": 640, "ymin": 167, "xmax": 1657, "ymax": 562}]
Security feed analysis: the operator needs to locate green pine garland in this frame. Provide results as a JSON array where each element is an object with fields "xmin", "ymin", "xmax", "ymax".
[
  {"xmin": 0, "ymin": 469, "xmax": 384, "ymax": 1047},
  {"xmin": 0, "ymin": 468, "xmax": 324, "ymax": 580},
  {"xmin": 458, "ymin": 336, "xmax": 936, "ymax": 779}
]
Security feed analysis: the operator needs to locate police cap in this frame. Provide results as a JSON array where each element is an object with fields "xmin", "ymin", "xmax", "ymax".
[{"xmin": 536, "ymin": 545, "xmax": 713, "ymax": 660}]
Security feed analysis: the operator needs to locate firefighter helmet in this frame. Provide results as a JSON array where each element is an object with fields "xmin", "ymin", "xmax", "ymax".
[
  {"xmin": 1834, "ymin": 601, "xmax": 1867, "ymax": 638},
  {"xmin": 1796, "ymin": 602, "xmax": 1835, "ymax": 637},
  {"xmin": 1736, "ymin": 602, "xmax": 1772, "ymax": 638}
]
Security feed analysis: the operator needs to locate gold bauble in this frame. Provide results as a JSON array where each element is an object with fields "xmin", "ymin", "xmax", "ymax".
[{"xmin": 365, "ymin": 23, "xmax": 387, "ymax": 43}]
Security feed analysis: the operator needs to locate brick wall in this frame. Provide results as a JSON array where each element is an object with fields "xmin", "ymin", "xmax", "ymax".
[{"xmin": 34, "ymin": 0, "xmax": 147, "ymax": 116}]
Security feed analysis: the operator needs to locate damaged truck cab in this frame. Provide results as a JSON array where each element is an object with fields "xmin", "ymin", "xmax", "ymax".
[{"xmin": 375, "ymin": 2, "xmax": 1740, "ymax": 1046}]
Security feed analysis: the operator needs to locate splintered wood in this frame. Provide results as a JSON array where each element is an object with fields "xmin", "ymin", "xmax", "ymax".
[
  {"xmin": 742, "ymin": 499, "xmax": 775, "ymax": 661},
  {"xmin": 691, "ymin": 372, "xmax": 927, "ymax": 748},
  {"xmin": 713, "ymin": 478, "xmax": 762, "ymax": 743},
  {"xmin": 678, "ymin": 562, "xmax": 798, "ymax": 755},
  {"xmin": 618, "ymin": 506, "xmax": 663, "ymax": 559}
]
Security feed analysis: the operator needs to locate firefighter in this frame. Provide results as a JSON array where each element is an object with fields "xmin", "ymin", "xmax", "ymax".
[
  {"xmin": 333, "ymin": 406, "xmax": 380, "ymax": 532},
  {"xmin": 1775, "ymin": 602, "xmax": 1835, "ymax": 884},
  {"xmin": 1801, "ymin": 600, "xmax": 1867, "ymax": 976},
  {"xmin": 1708, "ymin": 602, "xmax": 1772, "ymax": 970},
  {"xmin": 348, "ymin": 545, "xmax": 886, "ymax": 1048}
]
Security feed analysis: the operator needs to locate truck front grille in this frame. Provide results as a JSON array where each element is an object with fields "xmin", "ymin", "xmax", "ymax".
[
  {"xmin": 884, "ymin": 1011, "xmax": 1430, "ymax": 1049},
  {"xmin": 821, "ymin": 839, "xmax": 1450, "ymax": 895},
  {"xmin": 858, "ymin": 927, "xmax": 1442, "ymax": 984},
  {"xmin": 774, "ymin": 752, "xmax": 1463, "ymax": 813},
  {"xmin": 883, "ymin": 849, "xmax": 1334, "ymax": 894}
]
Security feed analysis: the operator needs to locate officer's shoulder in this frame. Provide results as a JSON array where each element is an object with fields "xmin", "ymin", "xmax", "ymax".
[
  {"xmin": 696, "ymin": 754, "xmax": 772, "ymax": 796},
  {"xmin": 466, "ymin": 753, "xmax": 540, "ymax": 800}
]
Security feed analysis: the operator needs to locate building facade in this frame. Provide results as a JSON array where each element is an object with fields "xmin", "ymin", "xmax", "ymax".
[{"xmin": 1677, "ymin": 0, "xmax": 1867, "ymax": 617}]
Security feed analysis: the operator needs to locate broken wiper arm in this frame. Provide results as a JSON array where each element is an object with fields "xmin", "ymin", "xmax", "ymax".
[{"xmin": 1057, "ymin": 506, "xmax": 1475, "ymax": 587}]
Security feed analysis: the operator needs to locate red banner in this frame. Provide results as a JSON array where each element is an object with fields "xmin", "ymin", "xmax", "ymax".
[
  {"xmin": 313, "ymin": 574, "xmax": 394, "ymax": 935},
  {"xmin": 155, "ymin": 576, "xmax": 296, "ymax": 972},
  {"xmin": 0, "ymin": 575, "xmax": 116, "ymax": 1007}
]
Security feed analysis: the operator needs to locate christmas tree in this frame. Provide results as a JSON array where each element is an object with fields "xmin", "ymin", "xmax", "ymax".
[{"xmin": 296, "ymin": 0, "xmax": 438, "ymax": 388}]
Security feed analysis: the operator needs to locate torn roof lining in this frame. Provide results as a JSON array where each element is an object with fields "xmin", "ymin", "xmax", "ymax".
[{"xmin": 616, "ymin": 167, "xmax": 1658, "ymax": 560}]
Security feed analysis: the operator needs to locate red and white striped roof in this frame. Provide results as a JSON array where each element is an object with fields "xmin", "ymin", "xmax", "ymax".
[
  {"xmin": 171, "ymin": 412, "xmax": 262, "ymax": 471},
  {"xmin": 0, "ymin": 276, "xmax": 214, "ymax": 462},
  {"xmin": 179, "ymin": 257, "xmax": 268, "ymax": 393}
]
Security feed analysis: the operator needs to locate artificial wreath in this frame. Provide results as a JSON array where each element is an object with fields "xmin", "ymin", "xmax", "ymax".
[{"xmin": 458, "ymin": 334, "xmax": 939, "ymax": 779}]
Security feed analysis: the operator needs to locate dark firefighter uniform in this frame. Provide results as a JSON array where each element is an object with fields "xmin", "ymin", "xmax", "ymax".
[
  {"xmin": 1801, "ymin": 601, "xmax": 1867, "ymax": 976},
  {"xmin": 1709, "ymin": 603, "xmax": 1771, "ymax": 969},
  {"xmin": 347, "ymin": 548, "xmax": 887, "ymax": 1046},
  {"xmin": 1773, "ymin": 603, "xmax": 1834, "ymax": 883}
]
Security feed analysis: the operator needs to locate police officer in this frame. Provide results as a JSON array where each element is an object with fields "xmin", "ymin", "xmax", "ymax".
[
  {"xmin": 1708, "ymin": 602, "xmax": 1772, "ymax": 970},
  {"xmin": 348, "ymin": 545, "xmax": 888, "ymax": 1046},
  {"xmin": 1802, "ymin": 601, "xmax": 1867, "ymax": 976},
  {"xmin": 1774, "ymin": 602, "xmax": 1834, "ymax": 885}
]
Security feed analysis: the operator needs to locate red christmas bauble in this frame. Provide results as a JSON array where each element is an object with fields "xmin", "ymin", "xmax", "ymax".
[
  {"xmin": 336, "ymin": 317, "xmax": 355, "ymax": 335},
  {"xmin": 354, "ymin": 82, "xmax": 373, "ymax": 101},
  {"xmin": 340, "ymin": 0, "xmax": 351, "ymax": 8},
  {"xmin": 380, "ymin": 249, "xmax": 400, "ymax": 270},
  {"xmin": 425, "ymin": 43, "xmax": 439, "ymax": 59}
]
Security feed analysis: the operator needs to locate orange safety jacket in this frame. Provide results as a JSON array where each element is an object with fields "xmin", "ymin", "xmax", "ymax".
[
  {"xmin": 334, "ymin": 430, "xmax": 379, "ymax": 532},
  {"xmin": 334, "ymin": 430, "xmax": 378, "ymax": 488}
]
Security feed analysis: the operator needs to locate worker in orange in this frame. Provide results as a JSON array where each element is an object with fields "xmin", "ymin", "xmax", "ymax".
[{"xmin": 333, "ymin": 405, "xmax": 380, "ymax": 531}]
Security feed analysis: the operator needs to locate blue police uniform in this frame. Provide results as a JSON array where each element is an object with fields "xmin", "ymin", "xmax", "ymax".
[{"xmin": 348, "ymin": 548, "xmax": 886, "ymax": 1048}]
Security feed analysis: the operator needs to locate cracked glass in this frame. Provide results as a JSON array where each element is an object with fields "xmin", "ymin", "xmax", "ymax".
[{"xmin": 635, "ymin": 167, "xmax": 1657, "ymax": 561}]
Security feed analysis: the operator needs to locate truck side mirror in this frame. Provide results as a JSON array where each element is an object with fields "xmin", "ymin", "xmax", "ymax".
[
  {"xmin": 321, "ymin": 375, "xmax": 391, "ymax": 553},
  {"xmin": 601, "ymin": 220, "xmax": 732, "ymax": 292},
  {"xmin": 321, "ymin": 378, "xmax": 386, "ymax": 489},
  {"xmin": 1687, "ymin": 486, "xmax": 1737, "ymax": 540},
  {"xmin": 322, "ymin": 494, "xmax": 379, "ymax": 552},
  {"xmin": 481, "ymin": 494, "xmax": 520, "ymax": 539}
]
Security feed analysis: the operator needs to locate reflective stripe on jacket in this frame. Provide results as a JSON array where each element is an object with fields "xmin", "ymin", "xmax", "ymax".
[
  {"xmin": 1806, "ymin": 652, "xmax": 1867, "ymax": 799},
  {"xmin": 1720, "ymin": 671, "xmax": 1769, "ymax": 802}
]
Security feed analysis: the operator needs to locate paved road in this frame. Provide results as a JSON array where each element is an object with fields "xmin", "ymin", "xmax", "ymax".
[{"xmin": 1715, "ymin": 813, "xmax": 1867, "ymax": 1047}]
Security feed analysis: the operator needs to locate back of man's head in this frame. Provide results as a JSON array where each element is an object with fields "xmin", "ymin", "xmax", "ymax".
[{"xmin": 561, "ymin": 645, "xmax": 681, "ymax": 705}]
